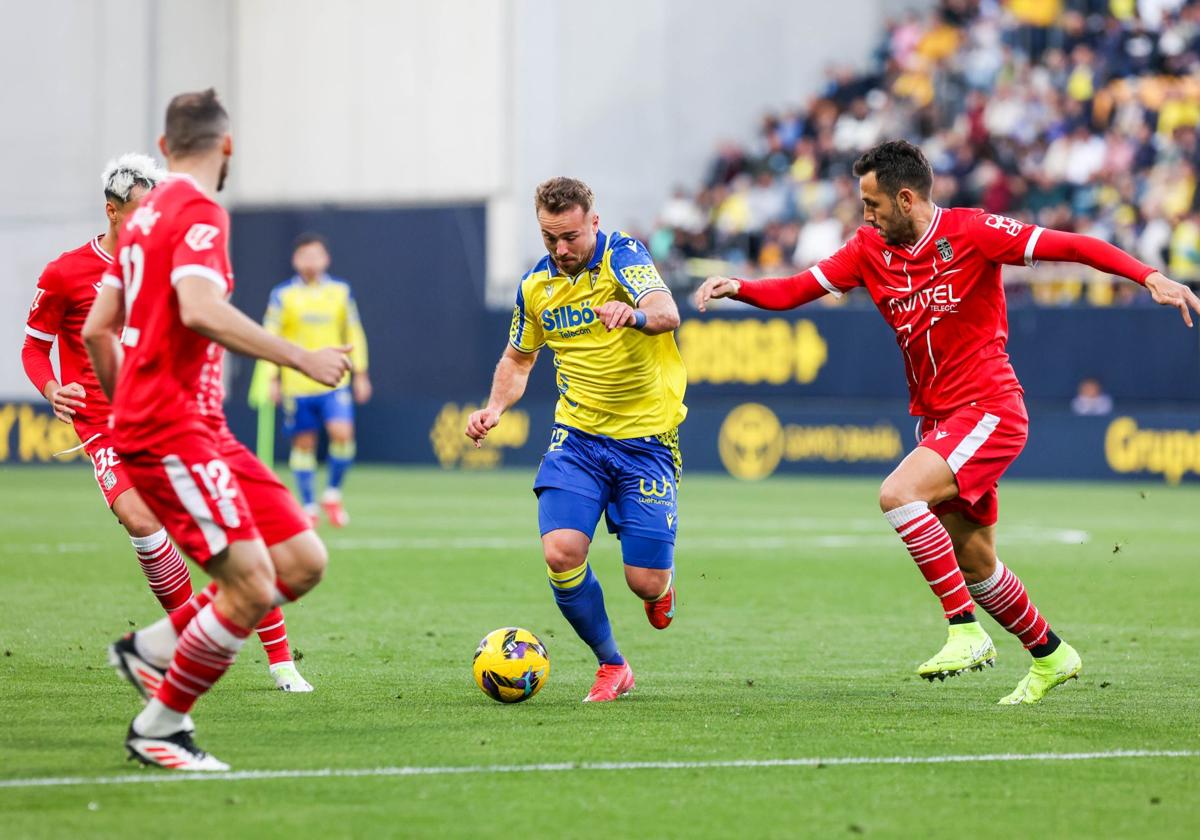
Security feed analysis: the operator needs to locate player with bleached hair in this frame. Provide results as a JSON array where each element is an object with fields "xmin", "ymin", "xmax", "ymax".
[{"xmin": 22, "ymin": 155, "xmax": 314, "ymax": 694}]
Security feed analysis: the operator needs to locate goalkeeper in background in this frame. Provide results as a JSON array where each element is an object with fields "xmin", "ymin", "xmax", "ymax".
[{"xmin": 262, "ymin": 233, "xmax": 371, "ymax": 527}]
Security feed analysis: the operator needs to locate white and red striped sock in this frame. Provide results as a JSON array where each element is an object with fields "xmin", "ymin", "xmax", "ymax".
[
  {"xmin": 967, "ymin": 560, "xmax": 1050, "ymax": 649},
  {"xmin": 130, "ymin": 529, "xmax": 193, "ymax": 613},
  {"xmin": 255, "ymin": 608, "xmax": 292, "ymax": 665},
  {"xmin": 884, "ymin": 501, "xmax": 974, "ymax": 618},
  {"xmin": 154, "ymin": 603, "xmax": 250, "ymax": 714}
]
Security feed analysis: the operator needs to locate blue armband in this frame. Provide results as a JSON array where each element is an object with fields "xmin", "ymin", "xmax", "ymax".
[{"xmin": 632, "ymin": 310, "xmax": 647, "ymax": 330}]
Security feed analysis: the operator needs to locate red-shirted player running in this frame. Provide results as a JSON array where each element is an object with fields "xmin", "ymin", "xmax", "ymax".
[
  {"xmin": 696, "ymin": 140, "xmax": 1200, "ymax": 705},
  {"xmin": 83, "ymin": 89, "xmax": 352, "ymax": 770},
  {"xmin": 22, "ymin": 155, "xmax": 313, "ymax": 694}
]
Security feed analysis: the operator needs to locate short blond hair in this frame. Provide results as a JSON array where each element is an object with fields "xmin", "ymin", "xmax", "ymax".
[{"xmin": 535, "ymin": 177, "xmax": 594, "ymax": 214}]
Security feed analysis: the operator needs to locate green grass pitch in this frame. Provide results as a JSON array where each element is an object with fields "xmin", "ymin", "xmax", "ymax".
[{"xmin": 1, "ymin": 465, "xmax": 1198, "ymax": 838}]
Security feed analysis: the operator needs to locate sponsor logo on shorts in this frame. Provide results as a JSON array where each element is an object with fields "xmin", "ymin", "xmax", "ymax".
[{"xmin": 638, "ymin": 475, "xmax": 676, "ymax": 506}]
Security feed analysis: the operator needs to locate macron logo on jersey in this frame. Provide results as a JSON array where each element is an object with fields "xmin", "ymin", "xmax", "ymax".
[
  {"xmin": 185, "ymin": 223, "xmax": 220, "ymax": 252},
  {"xmin": 126, "ymin": 205, "xmax": 161, "ymax": 236}
]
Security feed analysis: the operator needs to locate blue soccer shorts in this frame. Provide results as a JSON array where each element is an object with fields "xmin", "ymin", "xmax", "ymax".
[
  {"xmin": 533, "ymin": 424, "xmax": 682, "ymax": 564},
  {"xmin": 283, "ymin": 387, "xmax": 354, "ymax": 436}
]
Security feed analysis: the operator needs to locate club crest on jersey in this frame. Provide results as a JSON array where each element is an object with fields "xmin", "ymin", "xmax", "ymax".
[
  {"xmin": 126, "ymin": 205, "xmax": 161, "ymax": 236},
  {"xmin": 882, "ymin": 249, "xmax": 893, "ymax": 266},
  {"xmin": 936, "ymin": 237, "xmax": 953, "ymax": 261},
  {"xmin": 185, "ymin": 223, "xmax": 220, "ymax": 252}
]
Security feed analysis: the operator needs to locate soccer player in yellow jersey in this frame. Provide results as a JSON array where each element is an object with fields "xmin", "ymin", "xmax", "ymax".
[
  {"xmin": 264, "ymin": 233, "xmax": 371, "ymax": 527},
  {"xmin": 466, "ymin": 177, "xmax": 687, "ymax": 703}
]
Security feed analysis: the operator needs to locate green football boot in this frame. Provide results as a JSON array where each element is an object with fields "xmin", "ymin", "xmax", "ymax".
[
  {"xmin": 998, "ymin": 642, "xmax": 1082, "ymax": 705},
  {"xmin": 917, "ymin": 622, "xmax": 997, "ymax": 681}
]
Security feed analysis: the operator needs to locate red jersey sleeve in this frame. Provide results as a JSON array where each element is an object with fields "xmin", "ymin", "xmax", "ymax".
[
  {"xmin": 967, "ymin": 212, "xmax": 1043, "ymax": 267},
  {"xmin": 811, "ymin": 236, "xmax": 866, "ymax": 298},
  {"xmin": 25, "ymin": 264, "xmax": 66, "ymax": 342},
  {"xmin": 169, "ymin": 200, "xmax": 231, "ymax": 293}
]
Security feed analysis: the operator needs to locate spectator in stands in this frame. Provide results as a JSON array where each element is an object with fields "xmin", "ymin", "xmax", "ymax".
[{"xmin": 1071, "ymin": 377, "xmax": 1115, "ymax": 415}]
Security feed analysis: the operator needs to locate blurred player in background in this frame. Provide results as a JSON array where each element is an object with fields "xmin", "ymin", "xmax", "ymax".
[
  {"xmin": 696, "ymin": 140, "xmax": 1200, "ymax": 704},
  {"xmin": 84, "ymin": 89, "xmax": 351, "ymax": 770},
  {"xmin": 466, "ymin": 177, "xmax": 686, "ymax": 703},
  {"xmin": 21, "ymin": 154, "xmax": 312, "ymax": 693},
  {"xmin": 261, "ymin": 234, "xmax": 370, "ymax": 527}
]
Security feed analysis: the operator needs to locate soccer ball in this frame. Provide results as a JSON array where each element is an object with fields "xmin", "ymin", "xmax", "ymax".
[{"xmin": 472, "ymin": 627, "xmax": 550, "ymax": 703}]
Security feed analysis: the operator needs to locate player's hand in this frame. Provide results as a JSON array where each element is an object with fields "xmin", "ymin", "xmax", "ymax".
[
  {"xmin": 465, "ymin": 407, "xmax": 501, "ymax": 448},
  {"xmin": 47, "ymin": 381, "xmax": 86, "ymax": 423},
  {"xmin": 353, "ymin": 372, "xmax": 373, "ymax": 404},
  {"xmin": 1145, "ymin": 272, "xmax": 1200, "ymax": 328},
  {"xmin": 268, "ymin": 378, "xmax": 281, "ymax": 406},
  {"xmin": 300, "ymin": 345, "xmax": 354, "ymax": 387},
  {"xmin": 593, "ymin": 301, "xmax": 637, "ymax": 331},
  {"xmin": 693, "ymin": 276, "xmax": 741, "ymax": 312}
]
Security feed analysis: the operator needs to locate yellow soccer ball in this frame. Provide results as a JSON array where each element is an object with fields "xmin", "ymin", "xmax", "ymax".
[{"xmin": 472, "ymin": 627, "xmax": 550, "ymax": 703}]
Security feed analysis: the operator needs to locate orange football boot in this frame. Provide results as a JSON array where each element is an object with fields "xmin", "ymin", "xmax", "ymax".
[
  {"xmin": 583, "ymin": 662, "xmax": 635, "ymax": 703},
  {"xmin": 644, "ymin": 584, "xmax": 676, "ymax": 629}
]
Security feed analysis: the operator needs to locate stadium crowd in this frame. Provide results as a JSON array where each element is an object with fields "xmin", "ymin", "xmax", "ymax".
[{"xmin": 653, "ymin": 0, "xmax": 1200, "ymax": 306}]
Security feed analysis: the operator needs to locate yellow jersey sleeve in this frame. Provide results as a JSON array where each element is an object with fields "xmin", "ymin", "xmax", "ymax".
[
  {"xmin": 508, "ymin": 279, "xmax": 545, "ymax": 354},
  {"xmin": 608, "ymin": 235, "xmax": 670, "ymax": 303}
]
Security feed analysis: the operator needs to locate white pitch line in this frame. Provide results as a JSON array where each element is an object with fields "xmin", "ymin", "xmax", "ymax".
[{"xmin": 0, "ymin": 749, "xmax": 1193, "ymax": 790}]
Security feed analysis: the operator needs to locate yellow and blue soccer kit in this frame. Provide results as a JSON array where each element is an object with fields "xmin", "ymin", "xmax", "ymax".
[
  {"xmin": 263, "ymin": 274, "xmax": 368, "ymax": 506},
  {"xmin": 509, "ymin": 230, "xmax": 687, "ymax": 665}
]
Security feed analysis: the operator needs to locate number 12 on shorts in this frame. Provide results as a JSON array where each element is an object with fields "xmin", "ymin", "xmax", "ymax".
[{"xmin": 191, "ymin": 459, "xmax": 242, "ymax": 528}]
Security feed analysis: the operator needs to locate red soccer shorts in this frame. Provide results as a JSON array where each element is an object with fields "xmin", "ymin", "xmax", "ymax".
[
  {"xmin": 78, "ymin": 426, "xmax": 138, "ymax": 509},
  {"xmin": 119, "ymin": 427, "xmax": 310, "ymax": 564},
  {"xmin": 917, "ymin": 391, "xmax": 1028, "ymax": 527}
]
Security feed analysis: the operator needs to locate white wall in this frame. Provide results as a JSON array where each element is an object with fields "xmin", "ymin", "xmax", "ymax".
[
  {"xmin": 230, "ymin": 0, "xmax": 508, "ymax": 204},
  {"xmin": 489, "ymin": 0, "xmax": 916, "ymax": 303},
  {"xmin": 1, "ymin": 0, "xmax": 925, "ymax": 396}
]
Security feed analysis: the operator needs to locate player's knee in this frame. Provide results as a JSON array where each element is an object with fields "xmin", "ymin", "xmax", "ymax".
[
  {"xmin": 279, "ymin": 534, "xmax": 328, "ymax": 597},
  {"xmin": 543, "ymin": 539, "xmax": 586, "ymax": 574},
  {"xmin": 120, "ymin": 511, "xmax": 162, "ymax": 538},
  {"xmin": 879, "ymin": 480, "xmax": 911, "ymax": 512},
  {"xmin": 625, "ymin": 566, "xmax": 670, "ymax": 600}
]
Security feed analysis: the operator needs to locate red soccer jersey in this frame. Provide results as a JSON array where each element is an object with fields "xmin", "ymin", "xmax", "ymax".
[
  {"xmin": 812, "ymin": 206, "xmax": 1040, "ymax": 418},
  {"xmin": 102, "ymin": 173, "xmax": 233, "ymax": 452},
  {"xmin": 25, "ymin": 236, "xmax": 115, "ymax": 430}
]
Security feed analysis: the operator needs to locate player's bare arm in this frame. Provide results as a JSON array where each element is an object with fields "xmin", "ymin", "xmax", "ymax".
[
  {"xmin": 466, "ymin": 344, "xmax": 538, "ymax": 447},
  {"xmin": 81, "ymin": 283, "xmax": 127, "ymax": 400},
  {"xmin": 352, "ymin": 370, "xmax": 373, "ymax": 404},
  {"xmin": 594, "ymin": 289, "xmax": 681, "ymax": 334},
  {"xmin": 174, "ymin": 274, "xmax": 352, "ymax": 387}
]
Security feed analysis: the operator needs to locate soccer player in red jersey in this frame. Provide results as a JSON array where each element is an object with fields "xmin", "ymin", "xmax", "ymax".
[
  {"xmin": 696, "ymin": 140, "xmax": 1200, "ymax": 704},
  {"xmin": 22, "ymin": 155, "xmax": 313, "ymax": 694},
  {"xmin": 83, "ymin": 89, "xmax": 352, "ymax": 770}
]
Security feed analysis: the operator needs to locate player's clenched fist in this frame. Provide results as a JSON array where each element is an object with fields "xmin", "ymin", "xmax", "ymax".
[
  {"xmin": 300, "ymin": 344, "xmax": 354, "ymax": 387},
  {"xmin": 466, "ymin": 407, "xmax": 501, "ymax": 448},
  {"xmin": 693, "ymin": 276, "xmax": 742, "ymax": 312}
]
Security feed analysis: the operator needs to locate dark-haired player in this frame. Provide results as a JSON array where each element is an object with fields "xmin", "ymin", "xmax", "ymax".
[
  {"xmin": 260, "ymin": 233, "xmax": 371, "ymax": 527},
  {"xmin": 696, "ymin": 140, "xmax": 1200, "ymax": 704},
  {"xmin": 84, "ymin": 89, "xmax": 352, "ymax": 769},
  {"xmin": 22, "ymin": 154, "xmax": 312, "ymax": 694}
]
